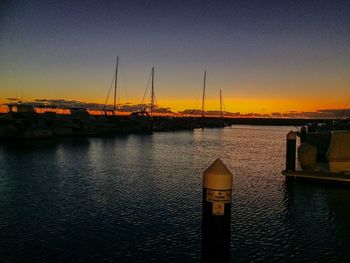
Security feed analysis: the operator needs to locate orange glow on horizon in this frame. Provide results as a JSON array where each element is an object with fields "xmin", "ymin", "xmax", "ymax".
[
  {"xmin": 0, "ymin": 95, "xmax": 347, "ymax": 116},
  {"xmin": 159, "ymin": 97, "xmax": 346, "ymax": 114}
]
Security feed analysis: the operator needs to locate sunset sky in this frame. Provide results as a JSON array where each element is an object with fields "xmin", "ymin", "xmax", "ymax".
[{"xmin": 1, "ymin": 0, "xmax": 349, "ymax": 114}]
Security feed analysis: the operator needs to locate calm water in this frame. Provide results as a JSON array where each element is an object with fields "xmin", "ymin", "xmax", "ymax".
[{"xmin": 1, "ymin": 126, "xmax": 350, "ymax": 262}]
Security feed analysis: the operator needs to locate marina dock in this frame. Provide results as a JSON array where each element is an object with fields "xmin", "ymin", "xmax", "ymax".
[{"xmin": 283, "ymin": 170, "xmax": 350, "ymax": 185}]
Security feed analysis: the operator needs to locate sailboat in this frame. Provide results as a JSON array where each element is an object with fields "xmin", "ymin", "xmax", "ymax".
[
  {"xmin": 201, "ymin": 70, "xmax": 207, "ymax": 119},
  {"xmin": 198, "ymin": 71, "xmax": 226, "ymax": 128},
  {"xmin": 129, "ymin": 67, "xmax": 155, "ymax": 133},
  {"xmin": 103, "ymin": 57, "xmax": 119, "ymax": 115},
  {"xmin": 218, "ymin": 89, "xmax": 226, "ymax": 127},
  {"xmin": 200, "ymin": 70, "xmax": 208, "ymax": 128}
]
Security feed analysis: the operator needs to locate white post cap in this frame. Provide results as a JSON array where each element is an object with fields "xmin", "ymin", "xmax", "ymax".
[
  {"xmin": 287, "ymin": 131, "xmax": 297, "ymax": 140},
  {"xmin": 203, "ymin": 158, "xmax": 233, "ymax": 190}
]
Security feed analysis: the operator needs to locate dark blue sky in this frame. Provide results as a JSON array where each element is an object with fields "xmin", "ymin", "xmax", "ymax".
[{"xmin": 1, "ymin": 0, "xmax": 349, "ymax": 112}]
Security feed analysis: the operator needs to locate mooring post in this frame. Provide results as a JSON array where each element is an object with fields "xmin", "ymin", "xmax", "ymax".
[
  {"xmin": 202, "ymin": 158, "xmax": 233, "ymax": 263},
  {"xmin": 300, "ymin": 126, "xmax": 307, "ymax": 143},
  {"xmin": 286, "ymin": 131, "xmax": 297, "ymax": 171}
]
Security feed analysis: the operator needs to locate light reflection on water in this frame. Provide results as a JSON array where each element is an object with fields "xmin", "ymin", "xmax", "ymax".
[{"xmin": 0, "ymin": 126, "xmax": 350, "ymax": 262}]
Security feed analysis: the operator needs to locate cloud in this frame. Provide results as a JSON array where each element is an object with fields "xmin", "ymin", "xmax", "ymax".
[
  {"xmin": 29, "ymin": 99, "xmax": 173, "ymax": 113},
  {"xmin": 6, "ymin": 97, "xmax": 21, "ymax": 101},
  {"xmin": 280, "ymin": 109, "xmax": 350, "ymax": 119},
  {"xmin": 317, "ymin": 109, "xmax": 350, "ymax": 118},
  {"xmin": 180, "ymin": 109, "xmax": 263, "ymax": 117},
  {"xmin": 271, "ymin": 112, "xmax": 282, "ymax": 117}
]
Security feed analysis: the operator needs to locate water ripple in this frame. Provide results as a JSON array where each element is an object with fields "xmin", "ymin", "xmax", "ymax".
[{"xmin": 1, "ymin": 127, "xmax": 350, "ymax": 262}]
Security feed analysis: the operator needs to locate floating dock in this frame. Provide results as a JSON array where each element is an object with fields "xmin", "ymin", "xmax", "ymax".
[{"xmin": 282, "ymin": 170, "xmax": 350, "ymax": 185}]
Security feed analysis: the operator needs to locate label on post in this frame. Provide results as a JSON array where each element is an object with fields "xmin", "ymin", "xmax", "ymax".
[
  {"xmin": 212, "ymin": 202, "xmax": 225, "ymax": 215},
  {"xmin": 206, "ymin": 190, "xmax": 231, "ymax": 203}
]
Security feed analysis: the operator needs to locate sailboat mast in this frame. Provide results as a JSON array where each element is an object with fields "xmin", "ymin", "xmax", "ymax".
[
  {"xmin": 151, "ymin": 67, "xmax": 154, "ymax": 117},
  {"xmin": 220, "ymin": 89, "xmax": 223, "ymax": 117},
  {"xmin": 201, "ymin": 70, "xmax": 206, "ymax": 118},
  {"xmin": 113, "ymin": 57, "xmax": 119, "ymax": 112}
]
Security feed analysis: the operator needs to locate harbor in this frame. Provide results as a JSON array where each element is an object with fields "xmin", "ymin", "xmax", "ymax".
[
  {"xmin": 0, "ymin": 65, "xmax": 230, "ymax": 139},
  {"xmin": 1, "ymin": 101, "xmax": 348, "ymax": 140},
  {"xmin": 1, "ymin": 0, "xmax": 350, "ymax": 262},
  {"xmin": 2, "ymin": 126, "xmax": 350, "ymax": 262}
]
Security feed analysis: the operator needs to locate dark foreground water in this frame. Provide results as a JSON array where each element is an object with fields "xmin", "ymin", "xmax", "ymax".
[{"xmin": 1, "ymin": 126, "xmax": 350, "ymax": 262}]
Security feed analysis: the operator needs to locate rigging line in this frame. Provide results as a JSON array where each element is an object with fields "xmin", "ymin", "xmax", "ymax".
[
  {"xmin": 117, "ymin": 84, "xmax": 121, "ymax": 106},
  {"xmin": 114, "ymin": 60, "xmax": 122, "ymax": 108},
  {"xmin": 117, "ymin": 61, "xmax": 129, "ymax": 105},
  {"xmin": 141, "ymin": 69, "xmax": 153, "ymax": 108},
  {"xmin": 103, "ymin": 74, "xmax": 116, "ymax": 111},
  {"xmin": 219, "ymin": 89, "xmax": 222, "ymax": 116},
  {"xmin": 152, "ymin": 70, "xmax": 158, "ymax": 108},
  {"xmin": 201, "ymin": 71, "xmax": 206, "ymax": 118},
  {"xmin": 113, "ymin": 57, "xmax": 119, "ymax": 111}
]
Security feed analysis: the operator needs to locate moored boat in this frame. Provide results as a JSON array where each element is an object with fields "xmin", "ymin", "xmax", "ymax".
[
  {"xmin": 282, "ymin": 124, "xmax": 350, "ymax": 185},
  {"xmin": 0, "ymin": 102, "xmax": 125, "ymax": 140},
  {"xmin": 0, "ymin": 103, "xmax": 53, "ymax": 139}
]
